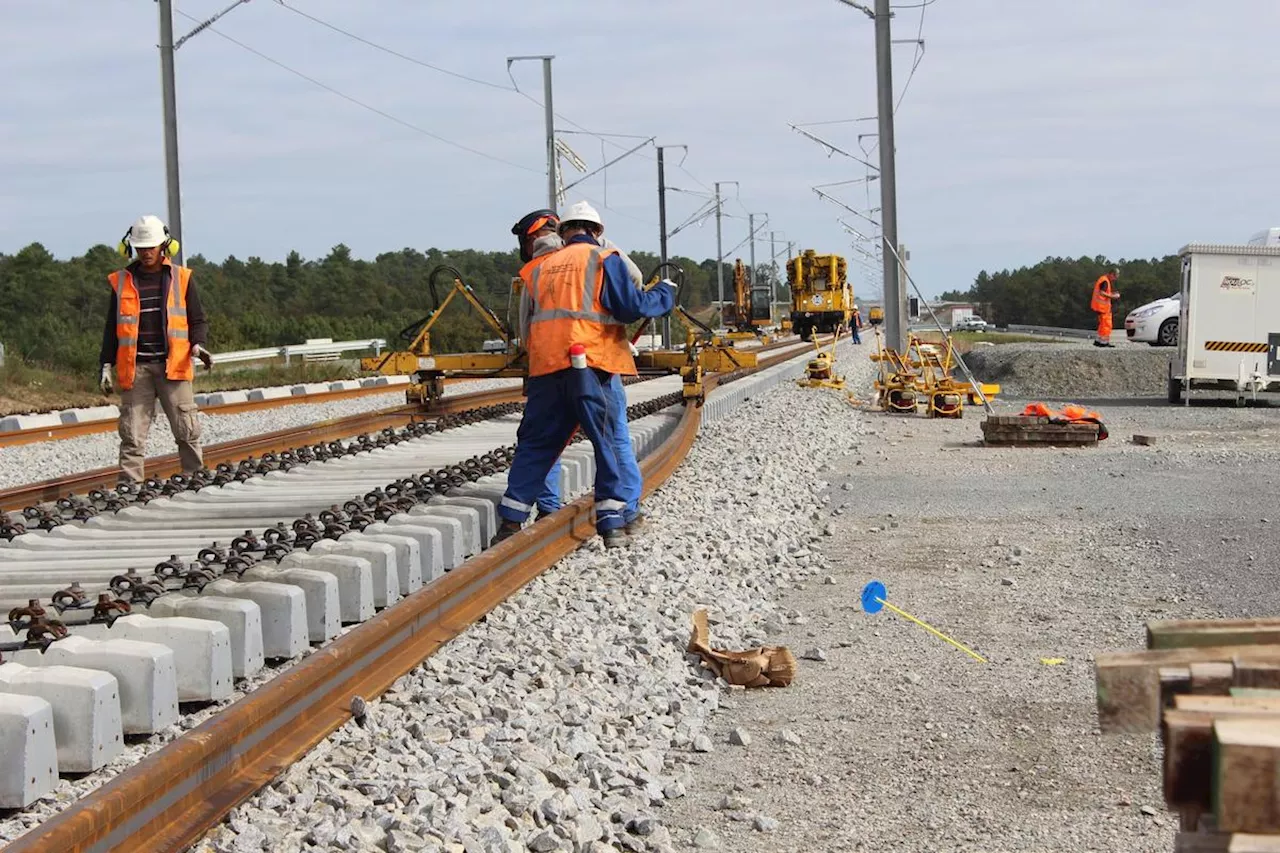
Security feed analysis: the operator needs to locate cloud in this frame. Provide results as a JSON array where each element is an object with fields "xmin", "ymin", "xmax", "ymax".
[{"xmin": 2, "ymin": 0, "xmax": 1279, "ymax": 297}]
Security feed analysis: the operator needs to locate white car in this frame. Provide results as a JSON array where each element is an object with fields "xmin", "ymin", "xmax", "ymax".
[
  {"xmin": 954, "ymin": 316, "xmax": 989, "ymax": 331},
  {"xmin": 1124, "ymin": 294, "xmax": 1179, "ymax": 347}
]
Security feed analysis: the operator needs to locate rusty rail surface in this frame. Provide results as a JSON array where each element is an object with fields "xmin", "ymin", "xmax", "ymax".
[
  {"xmin": 0, "ymin": 377, "xmax": 502, "ymax": 449},
  {"xmin": 0, "ymin": 386, "xmax": 525, "ymax": 513},
  {"xmin": 5, "ymin": 388, "xmax": 706, "ymax": 853},
  {"xmin": 4, "ymin": 341, "xmax": 817, "ymax": 852}
]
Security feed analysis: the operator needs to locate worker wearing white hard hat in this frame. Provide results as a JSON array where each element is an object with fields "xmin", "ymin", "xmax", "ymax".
[
  {"xmin": 555, "ymin": 201, "xmax": 653, "ymax": 531},
  {"xmin": 495, "ymin": 200, "xmax": 677, "ymax": 548},
  {"xmin": 99, "ymin": 215, "xmax": 213, "ymax": 482}
]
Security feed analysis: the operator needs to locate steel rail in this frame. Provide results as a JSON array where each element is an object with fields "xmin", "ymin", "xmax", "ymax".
[
  {"xmin": 0, "ymin": 377, "xmax": 503, "ymax": 449},
  {"xmin": 0, "ymin": 387, "xmax": 525, "ymax": 513},
  {"xmin": 4, "ymin": 378, "xmax": 709, "ymax": 853},
  {"xmin": 0, "ymin": 337, "xmax": 821, "ymax": 852}
]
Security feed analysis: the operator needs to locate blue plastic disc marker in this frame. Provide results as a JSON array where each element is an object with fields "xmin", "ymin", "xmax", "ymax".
[{"xmin": 861, "ymin": 580, "xmax": 886, "ymax": 614}]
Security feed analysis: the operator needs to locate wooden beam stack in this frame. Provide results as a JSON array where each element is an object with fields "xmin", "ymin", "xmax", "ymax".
[
  {"xmin": 1095, "ymin": 618, "xmax": 1280, "ymax": 851},
  {"xmin": 980, "ymin": 415, "xmax": 1099, "ymax": 447}
]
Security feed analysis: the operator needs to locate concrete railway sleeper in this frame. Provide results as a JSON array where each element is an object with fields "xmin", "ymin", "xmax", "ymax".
[
  {"xmin": 0, "ymin": 341, "xmax": 816, "ymax": 848},
  {"xmin": 0, "ymin": 377, "xmax": 692, "ymax": 810}
]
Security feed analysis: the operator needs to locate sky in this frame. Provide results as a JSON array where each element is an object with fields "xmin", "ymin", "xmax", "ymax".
[{"xmin": 3, "ymin": 0, "xmax": 1280, "ymax": 299}]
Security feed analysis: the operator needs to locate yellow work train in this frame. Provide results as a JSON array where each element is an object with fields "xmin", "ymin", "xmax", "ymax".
[{"xmin": 787, "ymin": 250, "xmax": 854, "ymax": 341}]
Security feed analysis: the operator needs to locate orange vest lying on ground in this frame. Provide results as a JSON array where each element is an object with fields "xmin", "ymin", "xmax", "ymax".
[
  {"xmin": 110, "ymin": 261, "xmax": 194, "ymax": 391},
  {"xmin": 1022, "ymin": 402, "xmax": 1109, "ymax": 440},
  {"xmin": 1091, "ymin": 275, "xmax": 1116, "ymax": 313},
  {"xmin": 520, "ymin": 242, "xmax": 635, "ymax": 378}
]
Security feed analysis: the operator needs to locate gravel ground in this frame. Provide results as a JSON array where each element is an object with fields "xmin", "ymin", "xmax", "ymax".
[
  {"xmin": 188, "ymin": 360, "xmax": 864, "ymax": 853},
  {"xmin": 962, "ymin": 343, "xmax": 1172, "ymax": 399},
  {"xmin": 0, "ymin": 378, "xmax": 523, "ymax": 492},
  {"xmin": 657, "ymin": 367, "xmax": 1280, "ymax": 852}
]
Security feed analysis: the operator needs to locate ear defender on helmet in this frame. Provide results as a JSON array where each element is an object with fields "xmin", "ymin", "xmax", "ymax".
[
  {"xmin": 117, "ymin": 230, "xmax": 133, "ymax": 259},
  {"xmin": 161, "ymin": 226, "xmax": 180, "ymax": 258}
]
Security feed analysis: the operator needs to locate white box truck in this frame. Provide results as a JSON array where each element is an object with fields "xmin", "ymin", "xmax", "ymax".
[{"xmin": 1170, "ymin": 243, "xmax": 1280, "ymax": 403}]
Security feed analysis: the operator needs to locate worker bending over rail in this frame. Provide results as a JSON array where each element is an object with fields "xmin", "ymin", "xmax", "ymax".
[
  {"xmin": 99, "ymin": 215, "xmax": 213, "ymax": 483},
  {"xmin": 496, "ymin": 201, "xmax": 675, "ymax": 548},
  {"xmin": 1091, "ymin": 268, "xmax": 1121, "ymax": 348}
]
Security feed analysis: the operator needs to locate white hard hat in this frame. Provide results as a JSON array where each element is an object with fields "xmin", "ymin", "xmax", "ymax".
[
  {"xmin": 560, "ymin": 200, "xmax": 603, "ymax": 230},
  {"xmin": 128, "ymin": 215, "xmax": 170, "ymax": 249}
]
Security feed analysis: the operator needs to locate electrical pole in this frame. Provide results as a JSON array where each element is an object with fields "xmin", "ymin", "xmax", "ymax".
[
  {"xmin": 714, "ymin": 182, "xmax": 724, "ymax": 317},
  {"xmin": 873, "ymin": 0, "xmax": 904, "ymax": 351},
  {"xmin": 770, "ymin": 230, "xmax": 778, "ymax": 321},
  {"xmin": 507, "ymin": 55, "xmax": 557, "ymax": 209},
  {"xmin": 656, "ymin": 145, "xmax": 684, "ymax": 349},
  {"xmin": 748, "ymin": 213, "xmax": 757, "ymax": 289},
  {"xmin": 158, "ymin": 0, "xmax": 184, "ymax": 265}
]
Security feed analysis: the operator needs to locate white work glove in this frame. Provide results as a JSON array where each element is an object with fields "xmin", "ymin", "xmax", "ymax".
[
  {"xmin": 628, "ymin": 341, "xmax": 639, "ymax": 357},
  {"xmin": 192, "ymin": 344, "xmax": 213, "ymax": 370},
  {"xmin": 99, "ymin": 365, "xmax": 113, "ymax": 395}
]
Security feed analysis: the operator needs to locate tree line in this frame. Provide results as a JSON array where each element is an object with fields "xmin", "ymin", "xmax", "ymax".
[
  {"xmin": 1, "ymin": 243, "xmax": 1182, "ymax": 374},
  {"xmin": 939, "ymin": 254, "xmax": 1181, "ymax": 328},
  {"xmin": 0, "ymin": 242, "xmax": 788, "ymax": 373}
]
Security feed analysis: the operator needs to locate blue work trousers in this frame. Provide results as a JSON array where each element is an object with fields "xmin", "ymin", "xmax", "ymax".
[
  {"xmin": 533, "ymin": 374, "xmax": 640, "ymax": 521},
  {"xmin": 500, "ymin": 367, "xmax": 627, "ymax": 533}
]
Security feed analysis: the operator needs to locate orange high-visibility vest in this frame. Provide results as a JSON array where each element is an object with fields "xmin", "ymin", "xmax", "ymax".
[
  {"xmin": 110, "ymin": 261, "xmax": 194, "ymax": 390},
  {"xmin": 521, "ymin": 242, "xmax": 635, "ymax": 378},
  {"xmin": 1091, "ymin": 275, "xmax": 1116, "ymax": 313}
]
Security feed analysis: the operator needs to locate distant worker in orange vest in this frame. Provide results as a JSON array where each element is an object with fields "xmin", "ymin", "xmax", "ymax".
[
  {"xmin": 99, "ymin": 215, "xmax": 213, "ymax": 483},
  {"xmin": 495, "ymin": 201, "xmax": 675, "ymax": 549},
  {"xmin": 1091, "ymin": 268, "xmax": 1121, "ymax": 348}
]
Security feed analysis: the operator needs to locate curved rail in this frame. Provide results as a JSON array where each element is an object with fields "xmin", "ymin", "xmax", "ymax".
[{"xmin": 2, "ymin": 340, "xmax": 819, "ymax": 852}]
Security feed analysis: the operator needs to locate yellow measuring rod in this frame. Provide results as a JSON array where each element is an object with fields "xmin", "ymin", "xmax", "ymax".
[{"xmin": 861, "ymin": 580, "xmax": 988, "ymax": 663}]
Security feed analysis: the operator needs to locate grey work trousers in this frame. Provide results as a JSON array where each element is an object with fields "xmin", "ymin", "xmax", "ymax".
[{"xmin": 118, "ymin": 361, "xmax": 203, "ymax": 482}]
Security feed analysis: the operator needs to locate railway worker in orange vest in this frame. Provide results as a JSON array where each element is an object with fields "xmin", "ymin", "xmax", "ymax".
[
  {"xmin": 98, "ymin": 215, "xmax": 213, "ymax": 483},
  {"xmin": 1091, "ymin": 268, "xmax": 1121, "ymax": 348},
  {"xmin": 495, "ymin": 201, "xmax": 676, "ymax": 549},
  {"xmin": 511, "ymin": 207, "xmax": 570, "ymax": 519}
]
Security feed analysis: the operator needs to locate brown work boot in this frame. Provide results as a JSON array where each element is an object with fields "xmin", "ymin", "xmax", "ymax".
[
  {"xmin": 493, "ymin": 520, "xmax": 522, "ymax": 545},
  {"xmin": 624, "ymin": 513, "xmax": 646, "ymax": 535}
]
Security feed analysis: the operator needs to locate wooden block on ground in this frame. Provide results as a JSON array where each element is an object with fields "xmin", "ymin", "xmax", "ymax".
[
  {"xmin": 1133, "ymin": 434, "xmax": 1158, "ymax": 446},
  {"xmin": 1235, "ymin": 665, "xmax": 1280, "ymax": 690},
  {"xmin": 1192, "ymin": 662, "xmax": 1237, "ymax": 695},
  {"xmin": 1175, "ymin": 833, "xmax": 1280, "ymax": 852},
  {"xmin": 1149, "ymin": 619, "xmax": 1280, "ymax": 651},
  {"xmin": 1164, "ymin": 705, "xmax": 1280, "ymax": 811},
  {"xmin": 1215, "ymin": 718, "xmax": 1280, "ymax": 833},
  {"xmin": 1097, "ymin": 645, "xmax": 1280, "ymax": 733}
]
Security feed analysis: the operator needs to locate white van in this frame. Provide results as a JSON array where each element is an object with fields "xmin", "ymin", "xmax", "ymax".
[{"xmin": 1246, "ymin": 227, "xmax": 1280, "ymax": 247}]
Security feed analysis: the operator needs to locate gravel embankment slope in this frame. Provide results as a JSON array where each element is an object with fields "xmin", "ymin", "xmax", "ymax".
[
  {"xmin": 658, "ymin": 377, "xmax": 1280, "ymax": 852},
  {"xmin": 0, "ymin": 378, "xmax": 523, "ymax": 491},
  {"xmin": 962, "ymin": 343, "xmax": 1171, "ymax": 399},
  {"xmin": 189, "ymin": 361, "xmax": 864, "ymax": 853}
]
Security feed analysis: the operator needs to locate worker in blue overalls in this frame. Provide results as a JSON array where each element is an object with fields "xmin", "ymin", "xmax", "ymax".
[
  {"xmin": 495, "ymin": 201, "xmax": 675, "ymax": 548},
  {"xmin": 510, "ymin": 208, "xmax": 569, "ymax": 519},
  {"xmin": 510, "ymin": 205, "xmax": 651, "ymax": 534}
]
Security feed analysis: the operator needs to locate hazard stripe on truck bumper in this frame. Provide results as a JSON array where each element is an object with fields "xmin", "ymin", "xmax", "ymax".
[{"xmin": 1204, "ymin": 341, "xmax": 1269, "ymax": 352}]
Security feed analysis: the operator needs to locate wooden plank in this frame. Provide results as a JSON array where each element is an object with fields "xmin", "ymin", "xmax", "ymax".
[
  {"xmin": 1175, "ymin": 833, "xmax": 1280, "ymax": 852},
  {"xmin": 1164, "ymin": 706, "xmax": 1280, "ymax": 811},
  {"xmin": 1192, "ymin": 662, "xmax": 1237, "ymax": 695},
  {"xmin": 1177, "ymin": 695, "xmax": 1280, "ymax": 713},
  {"xmin": 1096, "ymin": 646, "xmax": 1280, "ymax": 733},
  {"xmin": 1149, "ymin": 619, "xmax": 1280, "ymax": 651},
  {"xmin": 1214, "ymin": 718, "xmax": 1280, "ymax": 833},
  {"xmin": 1235, "ymin": 666, "xmax": 1280, "ymax": 690}
]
